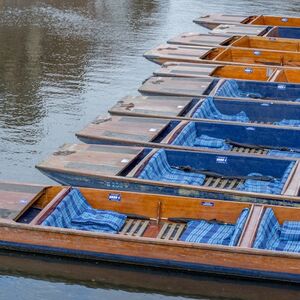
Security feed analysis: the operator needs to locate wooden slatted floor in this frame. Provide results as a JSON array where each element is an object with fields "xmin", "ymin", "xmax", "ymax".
[
  {"xmin": 157, "ymin": 223, "xmax": 186, "ymax": 241},
  {"xmin": 120, "ymin": 219, "xmax": 150, "ymax": 237},
  {"xmin": 202, "ymin": 176, "xmax": 244, "ymax": 189},
  {"xmin": 230, "ymin": 146, "xmax": 268, "ymax": 155}
]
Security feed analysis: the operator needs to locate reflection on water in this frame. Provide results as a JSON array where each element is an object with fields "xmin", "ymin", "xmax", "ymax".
[
  {"xmin": 1, "ymin": 251, "xmax": 300, "ymax": 300},
  {"xmin": 0, "ymin": 0, "xmax": 300, "ymax": 298}
]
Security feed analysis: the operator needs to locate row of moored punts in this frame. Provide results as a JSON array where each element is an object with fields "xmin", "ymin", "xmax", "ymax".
[{"xmin": 5, "ymin": 14, "xmax": 300, "ymax": 283}]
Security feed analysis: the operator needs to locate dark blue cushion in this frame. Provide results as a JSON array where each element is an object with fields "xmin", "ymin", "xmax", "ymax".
[{"xmin": 180, "ymin": 208, "xmax": 249, "ymax": 246}]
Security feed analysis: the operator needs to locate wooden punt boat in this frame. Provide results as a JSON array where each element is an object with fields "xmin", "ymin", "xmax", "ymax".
[
  {"xmin": 109, "ymin": 95, "xmax": 300, "ymax": 128},
  {"xmin": 144, "ymin": 44, "xmax": 300, "ymax": 67},
  {"xmin": 155, "ymin": 62, "xmax": 300, "ymax": 83},
  {"xmin": 193, "ymin": 14, "xmax": 300, "ymax": 30},
  {"xmin": 212, "ymin": 24, "xmax": 300, "ymax": 40},
  {"xmin": 76, "ymin": 115, "xmax": 300, "ymax": 160},
  {"xmin": 139, "ymin": 76, "xmax": 300, "ymax": 101},
  {"xmin": 168, "ymin": 33, "xmax": 300, "ymax": 52},
  {"xmin": 36, "ymin": 144, "xmax": 300, "ymax": 205},
  {"xmin": 2, "ymin": 181, "xmax": 300, "ymax": 283}
]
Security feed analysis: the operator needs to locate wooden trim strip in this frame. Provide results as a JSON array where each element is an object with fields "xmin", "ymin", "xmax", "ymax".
[{"xmin": 238, "ymin": 205, "xmax": 265, "ymax": 248}]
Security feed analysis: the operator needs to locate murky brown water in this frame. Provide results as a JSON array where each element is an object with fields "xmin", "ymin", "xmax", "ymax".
[{"xmin": 1, "ymin": 0, "xmax": 300, "ymax": 298}]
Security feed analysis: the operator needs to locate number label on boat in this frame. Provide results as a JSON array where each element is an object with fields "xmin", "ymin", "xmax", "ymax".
[
  {"xmin": 244, "ymin": 68, "xmax": 253, "ymax": 74},
  {"xmin": 281, "ymin": 17, "xmax": 288, "ymax": 22},
  {"xmin": 108, "ymin": 193, "xmax": 121, "ymax": 202},
  {"xmin": 216, "ymin": 156, "xmax": 227, "ymax": 164},
  {"xmin": 201, "ymin": 201, "xmax": 215, "ymax": 207},
  {"xmin": 277, "ymin": 84, "xmax": 286, "ymax": 90},
  {"xmin": 253, "ymin": 50, "xmax": 261, "ymax": 56}
]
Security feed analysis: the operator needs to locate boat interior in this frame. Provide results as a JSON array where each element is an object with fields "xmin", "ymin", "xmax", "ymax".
[
  {"xmin": 11, "ymin": 185, "xmax": 300, "ymax": 253},
  {"xmin": 190, "ymin": 97, "xmax": 300, "ymax": 126},
  {"xmin": 109, "ymin": 95, "xmax": 300, "ymax": 127},
  {"xmin": 201, "ymin": 47, "xmax": 300, "ymax": 67},
  {"xmin": 167, "ymin": 120, "xmax": 300, "ymax": 157},
  {"xmin": 132, "ymin": 149, "xmax": 297, "ymax": 195},
  {"xmin": 157, "ymin": 63, "xmax": 300, "ymax": 83},
  {"xmin": 213, "ymin": 80, "xmax": 300, "ymax": 101}
]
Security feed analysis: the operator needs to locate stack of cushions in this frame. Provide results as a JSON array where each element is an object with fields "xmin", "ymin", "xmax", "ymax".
[
  {"xmin": 180, "ymin": 208, "xmax": 249, "ymax": 246},
  {"xmin": 254, "ymin": 208, "xmax": 300, "ymax": 252},
  {"xmin": 137, "ymin": 149, "xmax": 206, "ymax": 185},
  {"xmin": 42, "ymin": 188, "xmax": 126, "ymax": 233},
  {"xmin": 214, "ymin": 80, "xmax": 263, "ymax": 99},
  {"xmin": 192, "ymin": 97, "xmax": 249, "ymax": 122},
  {"xmin": 171, "ymin": 123, "xmax": 232, "ymax": 150},
  {"xmin": 237, "ymin": 162, "xmax": 295, "ymax": 195}
]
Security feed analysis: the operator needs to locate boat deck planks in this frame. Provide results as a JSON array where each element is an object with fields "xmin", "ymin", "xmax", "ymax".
[
  {"xmin": 0, "ymin": 182, "xmax": 45, "ymax": 220},
  {"xmin": 77, "ymin": 116, "xmax": 170, "ymax": 145},
  {"xmin": 38, "ymin": 144, "xmax": 143, "ymax": 177},
  {"xmin": 139, "ymin": 76, "xmax": 214, "ymax": 97}
]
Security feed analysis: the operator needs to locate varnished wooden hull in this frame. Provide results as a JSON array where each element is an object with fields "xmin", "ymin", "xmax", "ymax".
[{"xmin": 0, "ymin": 226, "xmax": 300, "ymax": 283}]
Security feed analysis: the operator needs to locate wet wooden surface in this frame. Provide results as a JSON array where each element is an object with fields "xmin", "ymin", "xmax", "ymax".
[
  {"xmin": 77, "ymin": 115, "xmax": 171, "ymax": 144},
  {"xmin": 0, "ymin": 182, "xmax": 45, "ymax": 220},
  {"xmin": 37, "ymin": 144, "xmax": 143, "ymax": 176},
  {"xmin": 139, "ymin": 76, "xmax": 214, "ymax": 97},
  {"xmin": 109, "ymin": 95, "xmax": 194, "ymax": 118}
]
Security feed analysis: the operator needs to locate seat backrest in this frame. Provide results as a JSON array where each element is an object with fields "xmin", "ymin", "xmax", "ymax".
[{"xmin": 42, "ymin": 188, "xmax": 91, "ymax": 228}]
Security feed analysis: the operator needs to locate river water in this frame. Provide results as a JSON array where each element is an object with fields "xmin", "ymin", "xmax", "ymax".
[{"xmin": 0, "ymin": 0, "xmax": 300, "ymax": 299}]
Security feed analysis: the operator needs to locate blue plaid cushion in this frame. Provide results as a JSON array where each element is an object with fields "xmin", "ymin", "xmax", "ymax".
[
  {"xmin": 194, "ymin": 134, "xmax": 232, "ymax": 150},
  {"xmin": 171, "ymin": 123, "xmax": 232, "ymax": 150},
  {"xmin": 180, "ymin": 208, "xmax": 249, "ymax": 246},
  {"xmin": 268, "ymin": 150, "xmax": 300, "ymax": 158},
  {"xmin": 192, "ymin": 97, "xmax": 249, "ymax": 122},
  {"xmin": 138, "ymin": 149, "xmax": 206, "ymax": 186},
  {"xmin": 280, "ymin": 221, "xmax": 300, "ymax": 242},
  {"xmin": 274, "ymin": 119, "xmax": 300, "ymax": 127},
  {"xmin": 254, "ymin": 208, "xmax": 300, "ymax": 253},
  {"xmin": 215, "ymin": 80, "xmax": 262, "ymax": 99},
  {"xmin": 71, "ymin": 208, "xmax": 126, "ymax": 233},
  {"xmin": 42, "ymin": 188, "xmax": 90, "ymax": 228},
  {"xmin": 171, "ymin": 122, "xmax": 198, "ymax": 147},
  {"xmin": 42, "ymin": 188, "xmax": 126, "ymax": 233},
  {"xmin": 238, "ymin": 162, "xmax": 295, "ymax": 195}
]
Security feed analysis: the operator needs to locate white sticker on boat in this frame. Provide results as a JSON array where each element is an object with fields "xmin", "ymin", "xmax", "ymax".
[
  {"xmin": 201, "ymin": 202, "xmax": 215, "ymax": 207},
  {"xmin": 20, "ymin": 199, "xmax": 28, "ymax": 204},
  {"xmin": 244, "ymin": 68, "xmax": 253, "ymax": 74},
  {"xmin": 246, "ymin": 127, "xmax": 255, "ymax": 131},
  {"xmin": 177, "ymin": 105, "xmax": 184, "ymax": 108},
  {"xmin": 149, "ymin": 128, "xmax": 157, "ymax": 132},
  {"xmin": 253, "ymin": 50, "xmax": 261, "ymax": 56},
  {"xmin": 108, "ymin": 193, "xmax": 121, "ymax": 202},
  {"xmin": 121, "ymin": 159, "xmax": 129, "ymax": 163},
  {"xmin": 261, "ymin": 103, "xmax": 270, "ymax": 106},
  {"xmin": 281, "ymin": 17, "xmax": 288, "ymax": 22},
  {"xmin": 216, "ymin": 156, "xmax": 227, "ymax": 164},
  {"xmin": 277, "ymin": 84, "xmax": 286, "ymax": 90}
]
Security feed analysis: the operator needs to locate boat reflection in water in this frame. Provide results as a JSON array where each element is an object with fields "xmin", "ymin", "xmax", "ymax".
[{"xmin": 1, "ymin": 251, "xmax": 300, "ymax": 300}]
